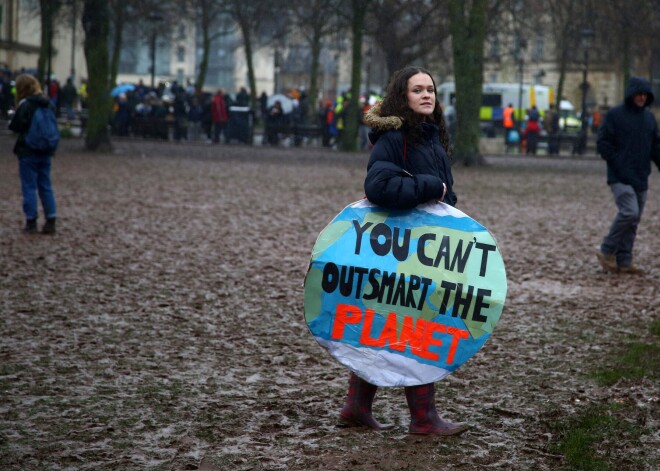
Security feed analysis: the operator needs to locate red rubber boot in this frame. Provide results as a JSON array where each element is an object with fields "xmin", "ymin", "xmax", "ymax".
[
  {"xmin": 405, "ymin": 383, "xmax": 468, "ymax": 435},
  {"xmin": 339, "ymin": 373, "xmax": 394, "ymax": 430}
]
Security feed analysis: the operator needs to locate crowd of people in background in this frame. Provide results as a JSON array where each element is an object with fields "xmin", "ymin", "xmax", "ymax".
[
  {"xmin": 0, "ymin": 68, "xmax": 20, "ymax": 119},
  {"xmin": 109, "ymin": 80, "xmax": 254, "ymax": 144},
  {"xmin": 502, "ymin": 101, "xmax": 606, "ymax": 155},
  {"xmin": 0, "ymin": 68, "xmax": 89, "ymax": 123},
  {"xmin": 2, "ymin": 66, "xmax": 611, "ymax": 155},
  {"xmin": 107, "ymin": 79, "xmax": 380, "ymax": 149},
  {"xmin": 2, "ymin": 67, "xmax": 385, "ymax": 150},
  {"xmin": 1, "ymin": 68, "xmax": 90, "ymax": 125}
]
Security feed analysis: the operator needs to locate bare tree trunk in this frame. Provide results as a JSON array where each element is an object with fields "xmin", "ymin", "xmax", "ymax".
[
  {"xmin": 291, "ymin": 0, "xmax": 342, "ymax": 117},
  {"xmin": 621, "ymin": 31, "xmax": 631, "ymax": 96},
  {"xmin": 548, "ymin": 0, "xmax": 579, "ymax": 108},
  {"xmin": 109, "ymin": 3, "xmax": 125, "ymax": 88},
  {"xmin": 237, "ymin": 17, "xmax": 258, "ymax": 110},
  {"xmin": 340, "ymin": 0, "xmax": 369, "ymax": 152},
  {"xmin": 38, "ymin": 0, "xmax": 61, "ymax": 87},
  {"xmin": 555, "ymin": 44, "xmax": 568, "ymax": 108},
  {"xmin": 308, "ymin": 33, "xmax": 322, "ymax": 118},
  {"xmin": 196, "ymin": 13, "xmax": 211, "ymax": 92},
  {"xmin": 448, "ymin": 0, "xmax": 487, "ymax": 166},
  {"xmin": 82, "ymin": 0, "xmax": 112, "ymax": 151}
]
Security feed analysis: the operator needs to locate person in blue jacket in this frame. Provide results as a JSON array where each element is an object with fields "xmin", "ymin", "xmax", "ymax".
[
  {"xmin": 338, "ymin": 66, "xmax": 467, "ymax": 436},
  {"xmin": 9, "ymin": 74, "xmax": 58, "ymax": 234},
  {"xmin": 596, "ymin": 76, "xmax": 660, "ymax": 274}
]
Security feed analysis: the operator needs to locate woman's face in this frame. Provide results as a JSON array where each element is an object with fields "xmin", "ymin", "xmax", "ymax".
[{"xmin": 406, "ymin": 73, "xmax": 435, "ymax": 116}]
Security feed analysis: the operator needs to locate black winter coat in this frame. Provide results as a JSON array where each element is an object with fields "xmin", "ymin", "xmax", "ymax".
[
  {"xmin": 363, "ymin": 103, "xmax": 456, "ymax": 210},
  {"xmin": 596, "ymin": 76, "xmax": 660, "ymax": 192},
  {"xmin": 9, "ymin": 94, "xmax": 55, "ymax": 158}
]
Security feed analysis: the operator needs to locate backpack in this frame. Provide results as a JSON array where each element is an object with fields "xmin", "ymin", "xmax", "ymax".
[
  {"xmin": 24, "ymin": 106, "xmax": 60, "ymax": 154},
  {"xmin": 507, "ymin": 129, "xmax": 520, "ymax": 143}
]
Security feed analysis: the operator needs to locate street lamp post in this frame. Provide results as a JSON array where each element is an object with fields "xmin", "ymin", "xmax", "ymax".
[
  {"xmin": 44, "ymin": 2, "xmax": 53, "ymax": 94},
  {"xmin": 47, "ymin": 32, "xmax": 52, "ymax": 94},
  {"xmin": 150, "ymin": 31, "xmax": 156, "ymax": 89},
  {"xmin": 70, "ymin": 0, "xmax": 76, "ymax": 81},
  {"xmin": 576, "ymin": 28, "xmax": 595, "ymax": 155},
  {"xmin": 365, "ymin": 47, "xmax": 372, "ymax": 97},
  {"xmin": 148, "ymin": 12, "xmax": 164, "ymax": 90},
  {"xmin": 517, "ymin": 37, "xmax": 527, "ymax": 124},
  {"xmin": 334, "ymin": 52, "xmax": 340, "ymax": 101},
  {"xmin": 274, "ymin": 49, "xmax": 281, "ymax": 94}
]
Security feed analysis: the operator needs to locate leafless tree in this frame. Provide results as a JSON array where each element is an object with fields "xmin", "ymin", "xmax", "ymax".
[
  {"xmin": 289, "ymin": 0, "xmax": 343, "ymax": 116},
  {"xmin": 82, "ymin": 0, "xmax": 112, "ymax": 151},
  {"xmin": 335, "ymin": 0, "xmax": 372, "ymax": 151},
  {"xmin": 225, "ymin": 0, "xmax": 285, "ymax": 109},
  {"xmin": 368, "ymin": 0, "xmax": 451, "ymax": 77},
  {"xmin": 448, "ymin": 0, "xmax": 489, "ymax": 165},
  {"xmin": 36, "ymin": 0, "xmax": 63, "ymax": 85},
  {"xmin": 594, "ymin": 0, "xmax": 660, "ymax": 95},
  {"xmin": 183, "ymin": 0, "xmax": 235, "ymax": 92}
]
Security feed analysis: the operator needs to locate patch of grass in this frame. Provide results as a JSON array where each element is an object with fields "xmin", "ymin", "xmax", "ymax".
[
  {"xmin": 194, "ymin": 425, "xmax": 218, "ymax": 442},
  {"xmin": 591, "ymin": 321, "xmax": 660, "ymax": 386},
  {"xmin": 59, "ymin": 127, "xmax": 74, "ymax": 138},
  {"xmin": 548, "ymin": 403, "xmax": 640, "ymax": 471},
  {"xmin": 649, "ymin": 317, "xmax": 660, "ymax": 336},
  {"xmin": 0, "ymin": 364, "xmax": 25, "ymax": 376},
  {"xmin": 591, "ymin": 342, "xmax": 659, "ymax": 386},
  {"xmin": 545, "ymin": 319, "xmax": 658, "ymax": 470}
]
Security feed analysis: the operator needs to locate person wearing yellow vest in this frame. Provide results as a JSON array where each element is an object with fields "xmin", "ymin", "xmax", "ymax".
[
  {"xmin": 78, "ymin": 79, "xmax": 88, "ymax": 109},
  {"xmin": 334, "ymin": 95, "xmax": 345, "ymax": 146}
]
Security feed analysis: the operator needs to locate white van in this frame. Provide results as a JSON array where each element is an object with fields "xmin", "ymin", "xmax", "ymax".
[{"xmin": 437, "ymin": 82, "xmax": 578, "ymax": 131}]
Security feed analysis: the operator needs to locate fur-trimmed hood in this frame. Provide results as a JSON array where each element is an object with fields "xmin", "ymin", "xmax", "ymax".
[
  {"xmin": 364, "ymin": 102, "xmax": 405, "ymax": 146},
  {"xmin": 365, "ymin": 101, "xmax": 442, "ymax": 146},
  {"xmin": 364, "ymin": 102, "xmax": 403, "ymax": 131}
]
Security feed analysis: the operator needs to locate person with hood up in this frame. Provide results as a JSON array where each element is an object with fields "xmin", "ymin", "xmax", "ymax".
[
  {"xmin": 596, "ymin": 76, "xmax": 660, "ymax": 274},
  {"xmin": 338, "ymin": 66, "xmax": 466, "ymax": 436},
  {"xmin": 9, "ymin": 74, "xmax": 58, "ymax": 234}
]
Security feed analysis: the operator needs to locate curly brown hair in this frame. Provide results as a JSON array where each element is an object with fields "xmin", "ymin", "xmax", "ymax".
[
  {"xmin": 379, "ymin": 66, "xmax": 451, "ymax": 156},
  {"xmin": 15, "ymin": 74, "xmax": 43, "ymax": 105}
]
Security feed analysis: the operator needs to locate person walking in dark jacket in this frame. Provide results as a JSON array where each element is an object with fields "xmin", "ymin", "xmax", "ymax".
[
  {"xmin": 596, "ymin": 76, "xmax": 660, "ymax": 274},
  {"xmin": 338, "ymin": 66, "xmax": 466, "ymax": 436},
  {"xmin": 8, "ymin": 74, "xmax": 58, "ymax": 234},
  {"xmin": 59, "ymin": 77, "xmax": 78, "ymax": 122},
  {"xmin": 543, "ymin": 103, "xmax": 560, "ymax": 155}
]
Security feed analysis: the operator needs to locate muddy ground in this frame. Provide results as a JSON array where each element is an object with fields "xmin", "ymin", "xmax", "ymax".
[{"xmin": 1, "ymin": 136, "xmax": 658, "ymax": 471}]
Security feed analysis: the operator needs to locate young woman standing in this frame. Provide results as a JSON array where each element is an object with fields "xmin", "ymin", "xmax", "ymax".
[{"xmin": 339, "ymin": 66, "xmax": 467, "ymax": 436}]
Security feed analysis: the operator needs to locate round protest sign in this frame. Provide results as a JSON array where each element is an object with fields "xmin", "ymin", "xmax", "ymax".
[{"xmin": 303, "ymin": 199, "xmax": 507, "ymax": 387}]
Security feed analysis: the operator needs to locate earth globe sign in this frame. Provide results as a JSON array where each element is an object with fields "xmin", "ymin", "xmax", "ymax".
[{"xmin": 303, "ymin": 199, "xmax": 507, "ymax": 387}]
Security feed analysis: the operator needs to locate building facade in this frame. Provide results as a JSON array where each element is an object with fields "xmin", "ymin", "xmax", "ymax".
[{"xmin": 2, "ymin": 1, "xmax": 652, "ymax": 114}]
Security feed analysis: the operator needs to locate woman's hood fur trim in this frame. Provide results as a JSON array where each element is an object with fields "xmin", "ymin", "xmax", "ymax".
[{"xmin": 364, "ymin": 102, "xmax": 403, "ymax": 131}]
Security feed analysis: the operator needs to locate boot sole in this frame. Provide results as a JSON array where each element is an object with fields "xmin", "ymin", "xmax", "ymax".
[
  {"xmin": 409, "ymin": 424, "xmax": 469, "ymax": 436},
  {"xmin": 338, "ymin": 414, "xmax": 395, "ymax": 431}
]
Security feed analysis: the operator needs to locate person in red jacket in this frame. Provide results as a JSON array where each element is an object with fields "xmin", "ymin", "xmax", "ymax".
[
  {"xmin": 524, "ymin": 105, "xmax": 541, "ymax": 155},
  {"xmin": 211, "ymin": 89, "xmax": 228, "ymax": 143}
]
